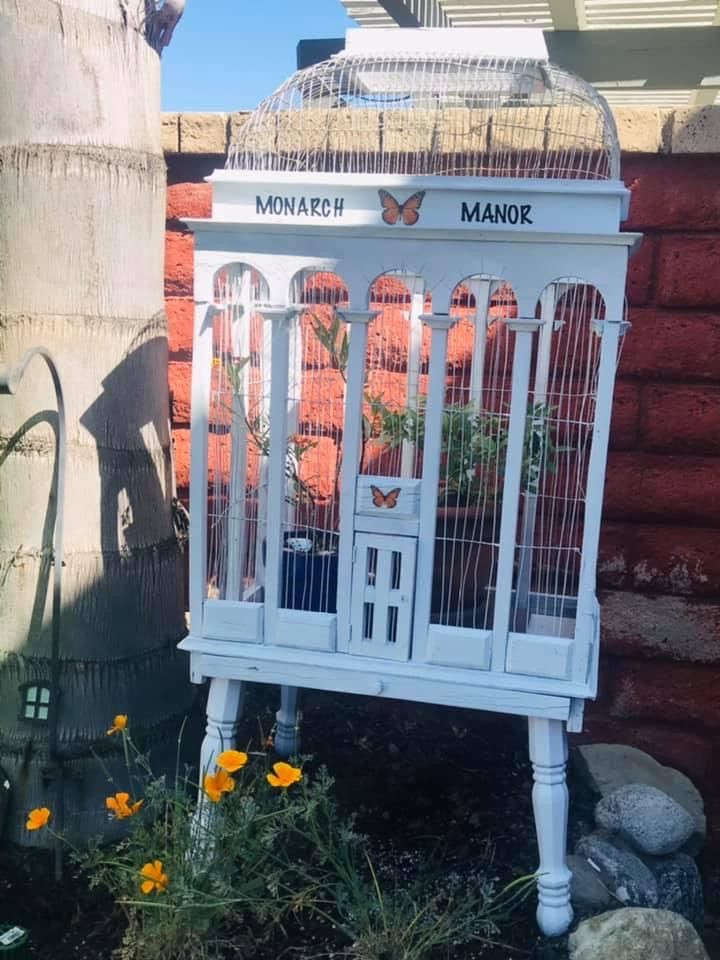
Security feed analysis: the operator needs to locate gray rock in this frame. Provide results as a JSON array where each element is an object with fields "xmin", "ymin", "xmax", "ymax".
[
  {"xmin": 568, "ymin": 908, "xmax": 709, "ymax": 960},
  {"xmin": 650, "ymin": 852, "xmax": 704, "ymax": 930},
  {"xmin": 567, "ymin": 853, "xmax": 612, "ymax": 911},
  {"xmin": 596, "ymin": 783, "xmax": 696, "ymax": 856},
  {"xmin": 575, "ymin": 833, "xmax": 658, "ymax": 907},
  {"xmin": 574, "ymin": 743, "xmax": 705, "ymax": 854}
]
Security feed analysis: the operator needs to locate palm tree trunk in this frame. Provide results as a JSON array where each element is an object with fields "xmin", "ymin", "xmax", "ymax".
[{"xmin": 0, "ymin": 0, "xmax": 193, "ymax": 843}]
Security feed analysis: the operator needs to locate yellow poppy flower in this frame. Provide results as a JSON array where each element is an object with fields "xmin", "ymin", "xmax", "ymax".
[
  {"xmin": 267, "ymin": 762, "xmax": 302, "ymax": 789},
  {"xmin": 203, "ymin": 768, "xmax": 235, "ymax": 803},
  {"xmin": 216, "ymin": 749, "xmax": 248, "ymax": 773},
  {"xmin": 106, "ymin": 714, "xmax": 128, "ymax": 736},
  {"xmin": 106, "ymin": 792, "xmax": 143, "ymax": 820},
  {"xmin": 26, "ymin": 807, "xmax": 51, "ymax": 831},
  {"xmin": 140, "ymin": 860, "xmax": 169, "ymax": 895}
]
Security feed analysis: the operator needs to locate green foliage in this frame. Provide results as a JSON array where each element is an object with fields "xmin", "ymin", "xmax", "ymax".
[
  {"xmin": 56, "ymin": 721, "xmax": 534, "ymax": 960},
  {"xmin": 311, "ymin": 311, "xmax": 349, "ymax": 379},
  {"xmin": 271, "ymin": 770, "xmax": 536, "ymax": 960},
  {"xmin": 378, "ymin": 398, "xmax": 557, "ymax": 503},
  {"xmin": 75, "ymin": 731, "xmax": 319, "ymax": 960}
]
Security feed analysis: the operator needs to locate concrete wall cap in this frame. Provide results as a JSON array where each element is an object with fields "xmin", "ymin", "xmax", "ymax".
[{"xmin": 162, "ymin": 107, "xmax": 720, "ymax": 157}]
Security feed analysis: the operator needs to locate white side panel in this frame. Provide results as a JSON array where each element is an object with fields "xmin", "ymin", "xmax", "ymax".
[
  {"xmin": 203, "ymin": 599, "xmax": 264, "ymax": 643},
  {"xmin": 506, "ymin": 628, "xmax": 574, "ymax": 681},
  {"xmin": 194, "ymin": 646, "xmax": 574, "ymax": 721},
  {"xmin": 425, "ymin": 625, "xmax": 492, "ymax": 670},
  {"xmin": 273, "ymin": 610, "xmax": 337, "ymax": 653}
]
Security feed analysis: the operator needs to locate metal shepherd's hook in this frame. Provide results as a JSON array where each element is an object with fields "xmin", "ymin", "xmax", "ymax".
[{"xmin": 0, "ymin": 347, "xmax": 66, "ymax": 881}]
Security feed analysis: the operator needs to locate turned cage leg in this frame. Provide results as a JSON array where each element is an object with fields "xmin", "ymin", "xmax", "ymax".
[
  {"xmin": 199, "ymin": 677, "xmax": 246, "ymax": 781},
  {"xmin": 528, "ymin": 717, "xmax": 573, "ymax": 937},
  {"xmin": 274, "ymin": 685, "xmax": 301, "ymax": 758}
]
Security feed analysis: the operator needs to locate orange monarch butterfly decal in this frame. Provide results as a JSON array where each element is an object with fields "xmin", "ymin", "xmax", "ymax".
[
  {"xmin": 378, "ymin": 189, "xmax": 426, "ymax": 226},
  {"xmin": 370, "ymin": 485, "xmax": 401, "ymax": 509}
]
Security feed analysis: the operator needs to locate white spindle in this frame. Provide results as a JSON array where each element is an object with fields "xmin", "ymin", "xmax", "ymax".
[
  {"xmin": 572, "ymin": 315, "xmax": 622, "ymax": 683},
  {"xmin": 336, "ymin": 309, "xmax": 378, "ymax": 651},
  {"xmin": 253, "ymin": 313, "xmax": 273, "ymax": 597},
  {"xmin": 401, "ymin": 278, "xmax": 425, "ymax": 477},
  {"xmin": 189, "ymin": 300, "xmax": 216, "ymax": 634},
  {"xmin": 412, "ymin": 314, "xmax": 457, "ymax": 661},
  {"xmin": 491, "ymin": 318, "xmax": 542, "ymax": 670},
  {"xmin": 225, "ymin": 272, "xmax": 252, "ymax": 601},
  {"xmin": 285, "ymin": 309, "xmax": 304, "ymax": 530},
  {"xmin": 529, "ymin": 717, "xmax": 573, "ymax": 937},
  {"xmin": 262, "ymin": 307, "xmax": 293, "ymax": 636},
  {"xmin": 515, "ymin": 284, "xmax": 558, "ymax": 630}
]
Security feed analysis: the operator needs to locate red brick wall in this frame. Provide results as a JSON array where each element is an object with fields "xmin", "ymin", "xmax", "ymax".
[{"xmin": 165, "ymin": 153, "xmax": 720, "ymax": 843}]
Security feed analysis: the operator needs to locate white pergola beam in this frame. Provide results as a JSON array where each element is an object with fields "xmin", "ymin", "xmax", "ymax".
[
  {"xmin": 549, "ymin": 0, "xmax": 587, "ymax": 29},
  {"xmin": 375, "ymin": 0, "xmax": 451, "ymax": 27}
]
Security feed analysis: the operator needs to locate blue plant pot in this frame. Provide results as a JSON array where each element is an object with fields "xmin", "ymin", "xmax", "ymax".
[{"xmin": 280, "ymin": 549, "xmax": 339, "ymax": 613}]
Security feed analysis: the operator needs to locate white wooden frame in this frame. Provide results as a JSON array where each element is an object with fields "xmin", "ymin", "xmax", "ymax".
[{"xmin": 184, "ymin": 168, "xmax": 638, "ymax": 938}]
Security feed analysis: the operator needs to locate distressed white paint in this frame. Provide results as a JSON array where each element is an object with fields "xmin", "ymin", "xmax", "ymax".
[
  {"xmin": 186, "ymin": 163, "xmax": 636, "ymax": 941},
  {"xmin": 350, "ymin": 532, "xmax": 416, "ymax": 659},
  {"xmin": 203, "ymin": 599, "xmax": 264, "ymax": 643},
  {"xmin": 491, "ymin": 319, "xmax": 543, "ymax": 670},
  {"xmin": 528, "ymin": 718, "xmax": 573, "ymax": 936},
  {"xmin": 411, "ymin": 314, "xmax": 457, "ymax": 662},
  {"xmin": 336, "ymin": 310, "xmax": 377, "ymax": 651}
]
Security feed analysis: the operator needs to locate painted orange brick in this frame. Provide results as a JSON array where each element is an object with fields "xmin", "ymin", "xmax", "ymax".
[
  {"xmin": 620, "ymin": 307, "xmax": 720, "ymax": 381},
  {"xmin": 165, "ymin": 230, "xmax": 194, "ymax": 297},
  {"xmin": 657, "ymin": 234, "xmax": 720, "ymax": 307},
  {"xmin": 172, "ymin": 427, "xmax": 190, "ymax": 489},
  {"xmin": 609, "ymin": 659, "xmax": 720, "ymax": 729},
  {"xmin": 625, "ymin": 234, "xmax": 654, "ymax": 306},
  {"xmin": 600, "ymin": 523, "xmax": 720, "ymax": 596},
  {"xmin": 641, "ymin": 383, "xmax": 720, "ymax": 454},
  {"xmin": 167, "ymin": 182, "xmax": 212, "ymax": 221},
  {"xmin": 167, "ymin": 298, "xmax": 194, "ymax": 357},
  {"xmin": 624, "ymin": 156, "xmax": 720, "ymax": 232},
  {"xmin": 604, "ymin": 451, "xmax": 720, "ymax": 525},
  {"xmin": 168, "ymin": 360, "xmax": 192, "ymax": 425}
]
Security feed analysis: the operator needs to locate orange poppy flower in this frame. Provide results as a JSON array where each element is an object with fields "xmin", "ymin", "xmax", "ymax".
[
  {"xmin": 216, "ymin": 749, "xmax": 248, "ymax": 773},
  {"xmin": 267, "ymin": 762, "xmax": 302, "ymax": 789},
  {"xmin": 26, "ymin": 807, "xmax": 51, "ymax": 831},
  {"xmin": 106, "ymin": 714, "xmax": 128, "ymax": 736},
  {"xmin": 203, "ymin": 768, "xmax": 235, "ymax": 803},
  {"xmin": 140, "ymin": 860, "xmax": 169, "ymax": 895},
  {"xmin": 106, "ymin": 792, "xmax": 143, "ymax": 820}
]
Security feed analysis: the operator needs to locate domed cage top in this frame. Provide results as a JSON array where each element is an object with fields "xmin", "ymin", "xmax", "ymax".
[{"xmin": 227, "ymin": 51, "xmax": 621, "ymax": 181}]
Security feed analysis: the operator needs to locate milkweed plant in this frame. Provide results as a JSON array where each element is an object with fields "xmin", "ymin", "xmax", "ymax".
[{"xmin": 26, "ymin": 713, "xmax": 533, "ymax": 960}]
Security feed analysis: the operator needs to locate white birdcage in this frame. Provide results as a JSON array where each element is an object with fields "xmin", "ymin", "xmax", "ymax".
[{"xmin": 182, "ymin": 28, "xmax": 639, "ymax": 937}]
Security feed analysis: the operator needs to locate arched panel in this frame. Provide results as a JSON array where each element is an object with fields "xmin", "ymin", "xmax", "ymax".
[
  {"xmin": 272, "ymin": 268, "xmax": 350, "ymax": 613},
  {"xmin": 508, "ymin": 280, "xmax": 609, "ymax": 658},
  {"xmin": 431, "ymin": 278, "xmax": 519, "ymax": 631},
  {"xmin": 205, "ymin": 263, "xmax": 270, "ymax": 607},
  {"xmin": 359, "ymin": 272, "xmax": 430, "ymax": 480}
]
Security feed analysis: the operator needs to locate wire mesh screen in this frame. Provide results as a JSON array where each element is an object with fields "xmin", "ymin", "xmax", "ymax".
[
  {"xmin": 361, "ymin": 274, "xmax": 431, "ymax": 479},
  {"xmin": 432, "ymin": 279, "xmax": 518, "ymax": 628},
  {"xmin": 207, "ymin": 264, "xmax": 269, "ymax": 603},
  {"xmin": 277, "ymin": 271, "xmax": 349, "ymax": 612},
  {"xmin": 510, "ymin": 282, "xmax": 607, "ymax": 636},
  {"xmin": 227, "ymin": 54, "xmax": 619, "ymax": 180}
]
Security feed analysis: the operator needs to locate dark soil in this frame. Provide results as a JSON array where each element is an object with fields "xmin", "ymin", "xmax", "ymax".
[{"xmin": 2, "ymin": 687, "xmax": 718, "ymax": 959}]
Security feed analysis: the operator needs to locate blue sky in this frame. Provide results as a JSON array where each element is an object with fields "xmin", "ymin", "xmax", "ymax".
[{"xmin": 162, "ymin": 0, "xmax": 355, "ymax": 112}]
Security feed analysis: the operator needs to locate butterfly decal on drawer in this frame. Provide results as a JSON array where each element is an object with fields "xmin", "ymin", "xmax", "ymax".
[{"xmin": 370, "ymin": 485, "xmax": 401, "ymax": 509}]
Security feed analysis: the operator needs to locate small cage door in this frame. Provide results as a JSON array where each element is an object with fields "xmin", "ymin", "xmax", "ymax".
[{"xmin": 350, "ymin": 533, "xmax": 416, "ymax": 660}]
